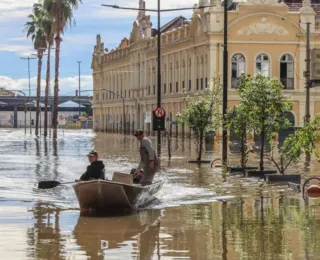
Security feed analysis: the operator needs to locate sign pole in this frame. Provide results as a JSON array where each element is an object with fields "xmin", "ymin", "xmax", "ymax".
[{"xmin": 157, "ymin": 0, "xmax": 161, "ymax": 156}]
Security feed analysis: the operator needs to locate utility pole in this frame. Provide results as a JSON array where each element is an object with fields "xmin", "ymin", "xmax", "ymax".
[
  {"xmin": 222, "ymin": 0, "xmax": 228, "ymax": 166},
  {"xmin": 21, "ymin": 56, "xmax": 36, "ymax": 135},
  {"xmin": 77, "ymin": 61, "xmax": 81, "ymax": 116},
  {"xmin": 305, "ymin": 22, "xmax": 311, "ymax": 162},
  {"xmin": 156, "ymin": 0, "xmax": 161, "ymax": 156}
]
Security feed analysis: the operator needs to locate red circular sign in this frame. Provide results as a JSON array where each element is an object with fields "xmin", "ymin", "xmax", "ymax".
[{"xmin": 154, "ymin": 107, "xmax": 165, "ymax": 118}]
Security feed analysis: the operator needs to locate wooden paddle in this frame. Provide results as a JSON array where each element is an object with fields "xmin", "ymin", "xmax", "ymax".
[{"xmin": 38, "ymin": 180, "xmax": 76, "ymax": 189}]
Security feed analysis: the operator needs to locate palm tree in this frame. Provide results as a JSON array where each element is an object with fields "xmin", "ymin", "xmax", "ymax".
[
  {"xmin": 44, "ymin": 0, "xmax": 82, "ymax": 139},
  {"xmin": 32, "ymin": 3, "xmax": 54, "ymax": 138},
  {"xmin": 25, "ymin": 4, "xmax": 48, "ymax": 136}
]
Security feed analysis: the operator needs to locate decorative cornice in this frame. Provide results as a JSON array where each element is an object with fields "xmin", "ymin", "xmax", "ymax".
[{"xmin": 237, "ymin": 17, "xmax": 289, "ymax": 36}]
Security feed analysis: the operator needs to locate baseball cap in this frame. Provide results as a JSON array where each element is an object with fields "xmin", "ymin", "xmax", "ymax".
[
  {"xmin": 87, "ymin": 150, "xmax": 98, "ymax": 157},
  {"xmin": 133, "ymin": 130, "xmax": 144, "ymax": 136}
]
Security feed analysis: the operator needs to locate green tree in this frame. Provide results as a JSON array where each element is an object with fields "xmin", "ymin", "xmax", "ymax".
[
  {"xmin": 43, "ymin": 0, "xmax": 82, "ymax": 139},
  {"xmin": 238, "ymin": 73, "xmax": 293, "ymax": 171},
  {"xmin": 25, "ymin": 4, "xmax": 49, "ymax": 136},
  {"xmin": 269, "ymin": 115, "xmax": 320, "ymax": 174},
  {"xmin": 177, "ymin": 77, "xmax": 222, "ymax": 161},
  {"xmin": 226, "ymin": 104, "xmax": 253, "ymax": 169}
]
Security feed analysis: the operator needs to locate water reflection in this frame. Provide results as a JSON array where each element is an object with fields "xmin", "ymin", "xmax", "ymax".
[
  {"xmin": 27, "ymin": 202, "xmax": 64, "ymax": 260},
  {"xmin": 73, "ymin": 210, "xmax": 161, "ymax": 259},
  {"xmin": 2, "ymin": 130, "xmax": 320, "ymax": 259}
]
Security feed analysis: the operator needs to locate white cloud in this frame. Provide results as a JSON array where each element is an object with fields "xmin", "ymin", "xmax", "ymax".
[
  {"xmin": 0, "ymin": 9, "xmax": 30, "ymax": 22},
  {"xmin": 0, "ymin": 0, "xmax": 35, "ymax": 10},
  {"xmin": 0, "ymin": 43, "xmax": 35, "ymax": 56},
  {"xmin": 8, "ymin": 37, "xmax": 27, "ymax": 42},
  {"xmin": 0, "ymin": 75, "xmax": 93, "ymax": 96}
]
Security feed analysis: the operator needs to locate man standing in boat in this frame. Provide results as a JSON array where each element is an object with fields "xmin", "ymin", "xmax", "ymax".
[
  {"xmin": 133, "ymin": 130, "xmax": 159, "ymax": 186},
  {"xmin": 78, "ymin": 150, "xmax": 105, "ymax": 181}
]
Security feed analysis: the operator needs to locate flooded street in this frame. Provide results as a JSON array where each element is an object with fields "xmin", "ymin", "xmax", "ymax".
[{"xmin": 1, "ymin": 129, "xmax": 320, "ymax": 259}]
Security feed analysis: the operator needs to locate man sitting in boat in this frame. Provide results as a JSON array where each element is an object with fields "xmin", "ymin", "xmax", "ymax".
[
  {"xmin": 133, "ymin": 130, "xmax": 159, "ymax": 186},
  {"xmin": 78, "ymin": 150, "xmax": 105, "ymax": 181}
]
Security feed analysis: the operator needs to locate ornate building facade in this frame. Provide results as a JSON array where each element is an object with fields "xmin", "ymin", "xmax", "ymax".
[{"xmin": 92, "ymin": 0, "xmax": 320, "ymax": 135}]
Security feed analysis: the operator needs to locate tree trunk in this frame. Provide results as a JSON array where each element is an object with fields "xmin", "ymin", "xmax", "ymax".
[
  {"xmin": 53, "ymin": 34, "xmax": 61, "ymax": 139},
  {"xmin": 241, "ymin": 125, "xmax": 247, "ymax": 169},
  {"xmin": 35, "ymin": 50, "xmax": 43, "ymax": 137},
  {"xmin": 260, "ymin": 129, "xmax": 265, "ymax": 171},
  {"xmin": 240, "ymin": 132, "xmax": 245, "ymax": 169},
  {"xmin": 44, "ymin": 45, "xmax": 51, "ymax": 137},
  {"xmin": 197, "ymin": 130, "xmax": 204, "ymax": 161}
]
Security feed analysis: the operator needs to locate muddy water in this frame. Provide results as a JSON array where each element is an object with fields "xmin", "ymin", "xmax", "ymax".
[{"xmin": 1, "ymin": 129, "xmax": 320, "ymax": 260}]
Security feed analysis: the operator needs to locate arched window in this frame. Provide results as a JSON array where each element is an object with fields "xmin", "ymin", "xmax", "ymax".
[
  {"xmin": 256, "ymin": 53, "xmax": 270, "ymax": 77},
  {"xmin": 280, "ymin": 54, "xmax": 294, "ymax": 89},
  {"xmin": 231, "ymin": 53, "xmax": 245, "ymax": 88}
]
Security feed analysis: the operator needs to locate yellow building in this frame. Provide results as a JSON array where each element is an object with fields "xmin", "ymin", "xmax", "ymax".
[{"xmin": 91, "ymin": 0, "xmax": 320, "ymax": 135}]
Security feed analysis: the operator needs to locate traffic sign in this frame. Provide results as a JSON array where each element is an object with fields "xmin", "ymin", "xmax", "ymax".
[
  {"xmin": 154, "ymin": 107, "xmax": 165, "ymax": 118},
  {"xmin": 58, "ymin": 114, "xmax": 66, "ymax": 126},
  {"xmin": 153, "ymin": 107, "xmax": 165, "ymax": 131}
]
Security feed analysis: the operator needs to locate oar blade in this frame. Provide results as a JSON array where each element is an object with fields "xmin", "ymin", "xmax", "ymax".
[{"xmin": 38, "ymin": 181, "xmax": 61, "ymax": 189}]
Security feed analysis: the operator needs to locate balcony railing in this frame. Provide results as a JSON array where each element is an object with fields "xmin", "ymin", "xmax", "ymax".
[{"xmin": 280, "ymin": 78, "xmax": 294, "ymax": 89}]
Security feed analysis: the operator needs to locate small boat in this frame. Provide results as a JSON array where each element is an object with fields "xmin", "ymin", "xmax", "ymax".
[{"xmin": 73, "ymin": 172, "xmax": 163, "ymax": 215}]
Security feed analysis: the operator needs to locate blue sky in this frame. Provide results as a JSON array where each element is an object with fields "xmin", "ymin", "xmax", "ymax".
[{"xmin": 0, "ymin": 0, "xmax": 196, "ymax": 96}]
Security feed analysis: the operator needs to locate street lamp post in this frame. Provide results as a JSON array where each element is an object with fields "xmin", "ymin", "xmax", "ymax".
[
  {"xmin": 222, "ymin": 0, "xmax": 228, "ymax": 166},
  {"xmin": 102, "ymin": 2, "xmax": 212, "ymax": 155},
  {"xmin": 20, "ymin": 56, "xmax": 36, "ymax": 134},
  {"xmin": 77, "ymin": 61, "xmax": 81, "ymax": 117},
  {"xmin": 79, "ymin": 88, "xmax": 126, "ymax": 135}
]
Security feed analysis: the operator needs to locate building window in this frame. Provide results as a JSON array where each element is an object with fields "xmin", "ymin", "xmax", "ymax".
[
  {"xmin": 280, "ymin": 54, "xmax": 294, "ymax": 89},
  {"xmin": 176, "ymin": 82, "xmax": 179, "ymax": 92},
  {"xmin": 129, "ymin": 90, "xmax": 131, "ymax": 98},
  {"xmin": 196, "ymin": 79, "xmax": 199, "ymax": 90},
  {"xmin": 153, "ymin": 85, "xmax": 156, "ymax": 95},
  {"xmin": 205, "ymin": 77, "xmax": 208, "ymax": 88},
  {"xmin": 231, "ymin": 53, "xmax": 246, "ymax": 88},
  {"xmin": 256, "ymin": 53, "xmax": 270, "ymax": 77},
  {"xmin": 148, "ymin": 86, "xmax": 150, "ymax": 95},
  {"xmin": 164, "ymin": 83, "xmax": 167, "ymax": 94},
  {"xmin": 201, "ymin": 78, "xmax": 203, "ymax": 89},
  {"xmin": 189, "ymin": 80, "xmax": 191, "ymax": 91},
  {"xmin": 170, "ymin": 83, "xmax": 172, "ymax": 93},
  {"xmin": 102, "ymin": 93, "xmax": 105, "ymax": 100},
  {"xmin": 182, "ymin": 81, "xmax": 185, "ymax": 90},
  {"xmin": 125, "ymin": 90, "xmax": 127, "ymax": 98}
]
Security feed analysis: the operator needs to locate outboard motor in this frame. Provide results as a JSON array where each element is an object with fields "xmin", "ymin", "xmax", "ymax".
[{"xmin": 130, "ymin": 168, "xmax": 142, "ymax": 184}]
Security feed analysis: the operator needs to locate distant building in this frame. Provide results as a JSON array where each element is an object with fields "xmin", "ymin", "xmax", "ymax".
[
  {"xmin": 0, "ymin": 88, "xmax": 15, "ymax": 96},
  {"xmin": 0, "ymin": 95, "xmax": 92, "ymax": 128}
]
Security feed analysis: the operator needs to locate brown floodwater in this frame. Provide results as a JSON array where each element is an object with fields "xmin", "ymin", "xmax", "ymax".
[{"xmin": 1, "ymin": 129, "xmax": 320, "ymax": 260}]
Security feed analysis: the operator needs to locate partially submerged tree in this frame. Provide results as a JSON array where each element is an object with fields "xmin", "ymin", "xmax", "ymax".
[
  {"xmin": 238, "ymin": 73, "xmax": 293, "ymax": 171},
  {"xmin": 269, "ymin": 115, "xmax": 320, "ymax": 174},
  {"xmin": 226, "ymin": 104, "xmax": 253, "ymax": 169},
  {"xmin": 25, "ymin": 4, "xmax": 49, "ymax": 136},
  {"xmin": 177, "ymin": 76, "xmax": 222, "ymax": 161},
  {"xmin": 44, "ymin": 0, "xmax": 82, "ymax": 139}
]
